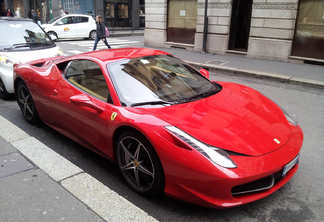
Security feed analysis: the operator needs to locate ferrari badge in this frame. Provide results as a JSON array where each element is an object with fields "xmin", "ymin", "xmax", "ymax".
[{"xmin": 111, "ymin": 112, "xmax": 118, "ymax": 121}]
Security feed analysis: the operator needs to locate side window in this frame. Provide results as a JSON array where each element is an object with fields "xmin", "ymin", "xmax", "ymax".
[
  {"xmin": 62, "ymin": 17, "xmax": 74, "ymax": 24},
  {"xmin": 65, "ymin": 60, "xmax": 113, "ymax": 103},
  {"xmin": 75, "ymin": 16, "xmax": 88, "ymax": 23}
]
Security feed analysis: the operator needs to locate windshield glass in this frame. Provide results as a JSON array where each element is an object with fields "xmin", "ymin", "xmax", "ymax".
[
  {"xmin": 108, "ymin": 55, "xmax": 219, "ymax": 107},
  {"xmin": 48, "ymin": 16, "xmax": 63, "ymax": 24},
  {"xmin": 0, "ymin": 21, "xmax": 54, "ymax": 50}
]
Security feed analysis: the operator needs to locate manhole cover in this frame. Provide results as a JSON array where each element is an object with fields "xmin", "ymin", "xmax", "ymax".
[
  {"xmin": 0, "ymin": 152, "xmax": 34, "ymax": 178},
  {"xmin": 205, "ymin": 60, "xmax": 228, "ymax": 66}
]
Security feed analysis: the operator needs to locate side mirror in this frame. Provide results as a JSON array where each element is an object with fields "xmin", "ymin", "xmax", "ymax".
[
  {"xmin": 200, "ymin": 69, "xmax": 209, "ymax": 79},
  {"xmin": 70, "ymin": 94, "xmax": 104, "ymax": 113},
  {"xmin": 57, "ymin": 21, "xmax": 63, "ymax": 25},
  {"xmin": 48, "ymin": 33, "xmax": 57, "ymax": 41}
]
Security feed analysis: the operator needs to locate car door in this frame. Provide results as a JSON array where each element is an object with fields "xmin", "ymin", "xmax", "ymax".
[
  {"xmin": 50, "ymin": 59, "xmax": 115, "ymax": 154},
  {"xmin": 54, "ymin": 16, "xmax": 77, "ymax": 38},
  {"xmin": 74, "ymin": 16, "xmax": 90, "ymax": 37}
]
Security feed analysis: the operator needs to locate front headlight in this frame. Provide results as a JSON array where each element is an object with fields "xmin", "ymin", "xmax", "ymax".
[
  {"xmin": 0, "ymin": 55, "xmax": 20, "ymax": 65},
  {"xmin": 57, "ymin": 48, "xmax": 63, "ymax": 56},
  {"xmin": 280, "ymin": 107, "xmax": 298, "ymax": 126},
  {"xmin": 165, "ymin": 126, "xmax": 237, "ymax": 169}
]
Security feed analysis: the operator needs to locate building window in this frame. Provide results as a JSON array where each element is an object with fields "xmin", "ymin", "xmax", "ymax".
[
  {"xmin": 60, "ymin": 0, "xmax": 95, "ymax": 17},
  {"xmin": 295, "ymin": 0, "xmax": 324, "ymax": 38},
  {"xmin": 292, "ymin": 0, "xmax": 324, "ymax": 60}
]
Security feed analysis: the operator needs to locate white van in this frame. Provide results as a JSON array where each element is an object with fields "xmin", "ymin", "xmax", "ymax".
[{"xmin": 0, "ymin": 17, "xmax": 63, "ymax": 99}]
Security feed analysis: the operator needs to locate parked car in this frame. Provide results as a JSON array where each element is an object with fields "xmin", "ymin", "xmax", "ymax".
[
  {"xmin": 13, "ymin": 48, "xmax": 303, "ymax": 209},
  {"xmin": 42, "ymin": 14, "xmax": 97, "ymax": 40},
  {"xmin": 0, "ymin": 17, "xmax": 63, "ymax": 99}
]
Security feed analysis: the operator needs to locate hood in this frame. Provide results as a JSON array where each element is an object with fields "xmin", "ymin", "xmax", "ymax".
[
  {"xmin": 3, "ymin": 46, "xmax": 62, "ymax": 63},
  {"xmin": 145, "ymin": 82, "xmax": 292, "ymax": 157}
]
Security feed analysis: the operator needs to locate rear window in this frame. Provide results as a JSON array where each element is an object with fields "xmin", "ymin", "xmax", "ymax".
[{"xmin": 0, "ymin": 20, "xmax": 54, "ymax": 51}]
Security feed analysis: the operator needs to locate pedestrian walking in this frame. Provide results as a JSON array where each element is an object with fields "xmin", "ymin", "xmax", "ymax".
[
  {"xmin": 31, "ymin": 9, "xmax": 38, "ymax": 23},
  {"xmin": 93, "ymin": 15, "xmax": 111, "ymax": 51},
  {"xmin": 6, "ymin": 8, "xmax": 14, "ymax": 17}
]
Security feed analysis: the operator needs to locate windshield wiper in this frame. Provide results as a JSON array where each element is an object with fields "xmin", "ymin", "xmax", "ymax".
[
  {"xmin": 184, "ymin": 89, "xmax": 219, "ymax": 101},
  {"xmin": 4, "ymin": 42, "xmax": 43, "ymax": 50},
  {"xmin": 131, "ymin": 100, "xmax": 174, "ymax": 107}
]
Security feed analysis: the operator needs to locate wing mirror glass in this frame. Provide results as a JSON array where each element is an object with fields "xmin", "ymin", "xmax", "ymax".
[{"xmin": 200, "ymin": 69, "xmax": 209, "ymax": 79}]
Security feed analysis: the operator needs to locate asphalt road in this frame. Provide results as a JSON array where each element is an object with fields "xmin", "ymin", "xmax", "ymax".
[{"xmin": 1, "ymin": 61, "xmax": 323, "ymax": 221}]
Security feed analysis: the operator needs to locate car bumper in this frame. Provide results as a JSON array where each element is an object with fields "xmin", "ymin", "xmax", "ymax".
[
  {"xmin": 0, "ymin": 63, "xmax": 14, "ymax": 93},
  {"xmin": 151, "ymin": 125, "xmax": 303, "ymax": 209}
]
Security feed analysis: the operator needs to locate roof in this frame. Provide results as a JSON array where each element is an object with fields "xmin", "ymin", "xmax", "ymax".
[
  {"xmin": 0, "ymin": 17, "xmax": 33, "ymax": 22},
  {"xmin": 66, "ymin": 47, "xmax": 170, "ymax": 63}
]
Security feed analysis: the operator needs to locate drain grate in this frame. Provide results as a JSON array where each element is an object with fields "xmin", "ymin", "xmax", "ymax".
[
  {"xmin": 0, "ymin": 152, "xmax": 35, "ymax": 178},
  {"xmin": 205, "ymin": 60, "xmax": 228, "ymax": 66}
]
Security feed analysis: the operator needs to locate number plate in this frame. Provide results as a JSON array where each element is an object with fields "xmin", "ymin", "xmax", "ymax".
[{"xmin": 282, "ymin": 154, "xmax": 300, "ymax": 177}]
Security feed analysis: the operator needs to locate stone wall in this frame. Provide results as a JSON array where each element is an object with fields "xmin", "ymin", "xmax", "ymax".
[
  {"xmin": 249, "ymin": 1, "xmax": 298, "ymax": 61},
  {"xmin": 145, "ymin": 0, "xmax": 299, "ymax": 62},
  {"xmin": 144, "ymin": 0, "xmax": 167, "ymax": 47}
]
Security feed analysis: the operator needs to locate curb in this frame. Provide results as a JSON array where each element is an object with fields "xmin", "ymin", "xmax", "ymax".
[
  {"xmin": 187, "ymin": 61, "xmax": 324, "ymax": 90},
  {"xmin": 0, "ymin": 115, "xmax": 157, "ymax": 222}
]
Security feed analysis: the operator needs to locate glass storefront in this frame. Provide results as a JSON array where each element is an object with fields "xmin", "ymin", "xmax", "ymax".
[
  {"xmin": 13, "ymin": 0, "xmax": 24, "ymax": 17},
  {"xmin": 104, "ymin": 0, "xmax": 131, "ymax": 28},
  {"xmin": 292, "ymin": 0, "xmax": 324, "ymax": 60},
  {"xmin": 60, "ymin": 0, "xmax": 95, "ymax": 17}
]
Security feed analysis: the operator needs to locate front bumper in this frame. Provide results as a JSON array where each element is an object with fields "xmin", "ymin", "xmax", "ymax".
[
  {"xmin": 0, "ymin": 63, "xmax": 14, "ymax": 93},
  {"xmin": 152, "ymin": 124, "xmax": 303, "ymax": 209}
]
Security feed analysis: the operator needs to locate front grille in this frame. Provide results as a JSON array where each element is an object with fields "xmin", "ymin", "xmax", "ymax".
[{"xmin": 231, "ymin": 171, "xmax": 282, "ymax": 195}]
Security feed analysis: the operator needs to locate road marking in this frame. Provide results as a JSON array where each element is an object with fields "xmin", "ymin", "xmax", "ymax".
[
  {"xmin": 0, "ymin": 115, "xmax": 158, "ymax": 222},
  {"xmin": 68, "ymin": 50, "xmax": 84, "ymax": 54}
]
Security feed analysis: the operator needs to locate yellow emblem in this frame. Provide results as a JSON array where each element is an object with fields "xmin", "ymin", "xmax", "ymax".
[
  {"xmin": 111, "ymin": 112, "xmax": 118, "ymax": 121},
  {"xmin": 274, "ymin": 138, "xmax": 281, "ymax": 144}
]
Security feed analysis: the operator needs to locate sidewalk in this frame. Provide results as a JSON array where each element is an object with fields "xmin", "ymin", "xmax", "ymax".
[
  {"xmin": 152, "ymin": 47, "xmax": 324, "ymax": 89},
  {"xmin": 0, "ymin": 116, "xmax": 157, "ymax": 222}
]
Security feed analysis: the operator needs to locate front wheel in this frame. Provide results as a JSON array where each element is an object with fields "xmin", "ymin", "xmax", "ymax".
[
  {"xmin": 16, "ymin": 81, "xmax": 40, "ymax": 124},
  {"xmin": 89, "ymin": 30, "xmax": 96, "ymax": 40},
  {"xmin": 116, "ymin": 130, "xmax": 165, "ymax": 196}
]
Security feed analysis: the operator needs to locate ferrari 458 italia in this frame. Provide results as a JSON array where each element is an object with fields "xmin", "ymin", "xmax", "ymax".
[{"xmin": 13, "ymin": 48, "xmax": 303, "ymax": 208}]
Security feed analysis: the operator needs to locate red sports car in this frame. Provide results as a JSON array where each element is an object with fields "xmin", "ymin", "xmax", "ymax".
[{"xmin": 13, "ymin": 48, "xmax": 303, "ymax": 209}]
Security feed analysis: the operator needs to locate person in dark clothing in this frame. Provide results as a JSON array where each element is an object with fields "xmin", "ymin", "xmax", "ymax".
[
  {"xmin": 28, "ymin": 9, "xmax": 32, "ymax": 19},
  {"xmin": 6, "ymin": 8, "xmax": 14, "ymax": 17},
  {"xmin": 31, "ymin": 9, "xmax": 38, "ymax": 23},
  {"xmin": 93, "ymin": 15, "xmax": 111, "ymax": 50}
]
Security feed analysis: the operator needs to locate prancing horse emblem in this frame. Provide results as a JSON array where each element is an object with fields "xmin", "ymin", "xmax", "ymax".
[{"xmin": 111, "ymin": 112, "xmax": 118, "ymax": 122}]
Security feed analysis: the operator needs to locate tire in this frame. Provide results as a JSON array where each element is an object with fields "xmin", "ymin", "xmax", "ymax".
[
  {"xmin": 16, "ymin": 81, "xmax": 40, "ymax": 125},
  {"xmin": 89, "ymin": 30, "xmax": 96, "ymax": 40},
  {"xmin": 47, "ymin": 31, "xmax": 58, "ymax": 41},
  {"xmin": 116, "ymin": 130, "xmax": 165, "ymax": 196},
  {"xmin": 0, "ymin": 78, "xmax": 11, "ymax": 100}
]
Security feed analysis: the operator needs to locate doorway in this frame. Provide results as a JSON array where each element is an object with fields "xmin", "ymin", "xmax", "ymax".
[{"xmin": 228, "ymin": 0, "xmax": 253, "ymax": 51}]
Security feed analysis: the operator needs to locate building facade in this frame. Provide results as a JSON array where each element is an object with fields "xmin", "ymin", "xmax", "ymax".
[
  {"xmin": 1, "ymin": 0, "xmax": 145, "ymax": 29},
  {"xmin": 144, "ymin": 0, "xmax": 324, "ymax": 62}
]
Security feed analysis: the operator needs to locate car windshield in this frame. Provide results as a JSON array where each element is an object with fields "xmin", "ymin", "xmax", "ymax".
[
  {"xmin": 108, "ymin": 54, "xmax": 221, "ymax": 107},
  {"xmin": 48, "ymin": 16, "xmax": 63, "ymax": 24},
  {"xmin": 0, "ymin": 21, "xmax": 54, "ymax": 51}
]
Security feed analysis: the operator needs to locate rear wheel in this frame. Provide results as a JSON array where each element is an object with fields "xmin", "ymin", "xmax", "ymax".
[
  {"xmin": 116, "ymin": 130, "xmax": 165, "ymax": 196},
  {"xmin": 89, "ymin": 30, "xmax": 96, "ymax": 40},
  {"xmin": 16, "ymin": 81, "xmax": 40, "ymax": 124},
  {"xmin": 0, "ymin": 78, "xmax": 11, "ymax": 100}
]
